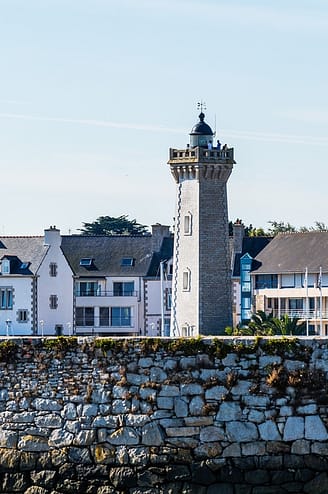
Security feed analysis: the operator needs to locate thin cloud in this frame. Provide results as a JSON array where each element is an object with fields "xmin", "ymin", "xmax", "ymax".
[
  {"xmin": 0, "ymin": 112, "xmax": 183, "ymax": 134},
  {"xmin": 1, "ymin": 112, "xmax": 328, "ymax": 146}
]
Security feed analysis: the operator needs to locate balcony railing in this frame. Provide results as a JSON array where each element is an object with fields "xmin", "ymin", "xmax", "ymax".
[
  {"xmin": 75, "ymin": 290, "xmax": 138, "ymax": 297},
  {"xmin": 270, "ymin": 309, "xmax": 328, "ymax": 319}
]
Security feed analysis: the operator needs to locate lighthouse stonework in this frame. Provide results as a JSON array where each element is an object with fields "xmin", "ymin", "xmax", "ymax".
[{"xmin": 169, "ymin": 112, "xmax": 235, "ymax": 336}]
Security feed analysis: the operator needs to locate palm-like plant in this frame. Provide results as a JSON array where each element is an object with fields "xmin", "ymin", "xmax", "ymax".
[
  {"xmin": 269, "ymin": 314, "xmax": 306, "ymax": 336},
  {"xmin": 247, "ymin": 310, "xmax": 274, "ymax": 335}
]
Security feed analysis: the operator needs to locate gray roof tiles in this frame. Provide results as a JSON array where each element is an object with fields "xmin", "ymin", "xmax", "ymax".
[
  {"xmin": 61, "ymin": 235, "xmax": 173, "ymax": 277},
  {"xmin": 0, "ymin": 237, "xmax": 48, "ymax": 275},
  {"xmin": 252, "ymin": 232, "xmax": 328, "ymax": 274}
]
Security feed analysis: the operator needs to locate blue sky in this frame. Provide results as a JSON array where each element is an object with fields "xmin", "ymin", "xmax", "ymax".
[{"xmin": 1, "ymin": 0, "xmax": 328, "ymax": 235}]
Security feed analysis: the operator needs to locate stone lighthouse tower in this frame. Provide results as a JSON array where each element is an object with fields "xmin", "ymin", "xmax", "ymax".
[{"xmin": 168, "ymin": 111, "xmax": 235, "ymax": 336}]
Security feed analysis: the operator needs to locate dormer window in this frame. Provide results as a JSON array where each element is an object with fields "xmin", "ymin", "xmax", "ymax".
[
  {"xmin": 1, "ymin": 259, "xmax": 10, "ymax": 275},
  {"xmin": 80, "ymin": 258, "xmax": 93, "ymax": 267},
  {"xmin": 20, "ymin": 262, "xmax": 29, "ymax": 270},
  {"xmin": 121, "ymin": 257, "xmax": 134, "ymax": 267}
]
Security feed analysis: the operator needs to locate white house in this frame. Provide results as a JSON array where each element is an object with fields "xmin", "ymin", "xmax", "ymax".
[
  {"xmin": 0, "ymin": 224, "xmax": 173, "ymax": 337},
  {"xmin": 0, "ymin": 227, "xmax": 73, "ymax": 336}
]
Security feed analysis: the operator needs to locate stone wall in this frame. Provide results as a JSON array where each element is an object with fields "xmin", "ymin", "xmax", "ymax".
[{"xmin": 1, "ymin": 337, "xmax": 328, "ymax": 493}]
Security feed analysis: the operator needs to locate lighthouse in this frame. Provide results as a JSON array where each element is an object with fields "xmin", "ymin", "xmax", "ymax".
[{"xmin": 168, "ymin": 110, "xmax": 235, "ymax": 336}]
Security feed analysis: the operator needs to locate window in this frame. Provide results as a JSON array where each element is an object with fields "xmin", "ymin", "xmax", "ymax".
[
  {"xmin": 241, "ymin": 282, "xmax": 251, "ymax": 292},
  {"xmin": 0, "ymin": 288, "xmax": 13, "ymax": 309},
  {"xmin": 241, "ymin": 297, "xmax": 251, "ymax": 309},
  {"xmin": 267, "ymin": 298, "xmax": 278, "ymax": 310},
  {"xmin": 99, "ymin": 307, "xmax": 109, "ymax": 326},
  {"xmin": 303, "ymin": 274, "xmax": 315, "ymax": 287},
  {"xmin": 255, "ymin": 275, "xmax": 278, "ymax": 289},
  {"xmin": 49, "ymin": 263, "xmax": 57, "ymax": 277},
  {"xmin": 76, "ymin": 307, "xmax": 94, "ymax": 326},
  {"xmin": 1, "ymin": 260, "xmax": 10, "ymax": 274},
  {"xmin": 113, "ymin": 282, "xmax": 134, "ymax": 296},
  {"xmin": 20, "ymin": 262, "xmax": 29, "ymax": 270},
  {"xmin": 111, "ymin": 307, "xmax": 131, "ymax": 327},
  {"xmin": 163, "ymin": 318, "xmax": 170, "ymax": 337},
  {"xmin": 289, "ymin": 299, "xmax": 303, "ymax": 311},
  {"xmin": 77, "ymin": 282, "xmax": 99, "ymax": 296},
  {"xmin": 17, "ymin": 310, "xmax": 28, "ymax": 323},
  {"xmin": 184, "ymin": 212, "xmax": 192, "ymax": 235},
  {"xmin": 183, "ymin": 269, "xmax": 191, "ymax": 291},
  {"xmin": 165, "ymin": 288, "xmax": 172, "ymax": 310},
  {"xmin": 281, "ymin": 274, "xmax": 295, "ymax": 288},
  {"xmin": 80, "ymin": 258, "xmax": 93, "ymax": 267},
  {"xmin": 49, "ymin": 295, "xmax": 58, "ymax": 309},
  {"xmin": 121, "ymin": 258, "xmax": 134, "ymax": 267}
]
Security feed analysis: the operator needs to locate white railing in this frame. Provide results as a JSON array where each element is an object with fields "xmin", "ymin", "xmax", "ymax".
[{"xmin": 270, "ymin": 309, "xmax": 328, "ymax": 319}]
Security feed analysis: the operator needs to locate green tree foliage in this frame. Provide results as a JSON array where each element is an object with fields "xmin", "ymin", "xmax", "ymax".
[
  {"xmin": 267, "ymin": 220, "xmax": 296, "ymax": 236},
  {"xmin": 79, "ymin": 215, "xmax": 149, "ymax": 236},
  {"xmin": 230, "ymin": 219, "xmax": 328, "ymax": 237}
]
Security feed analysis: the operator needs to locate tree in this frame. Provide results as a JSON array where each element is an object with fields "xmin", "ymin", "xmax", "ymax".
[
  {"xmin": 79, "ymin": 215, "xmax": 149, "ymax": 236},
  {"xmin": 267, "ymin": 221, "xmax": 296, "ymax": 236}
]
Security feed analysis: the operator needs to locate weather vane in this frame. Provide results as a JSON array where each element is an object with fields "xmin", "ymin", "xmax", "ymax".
[{"xmin": 197, "ymin": 101, "xmax": 206, "ymax": 113}]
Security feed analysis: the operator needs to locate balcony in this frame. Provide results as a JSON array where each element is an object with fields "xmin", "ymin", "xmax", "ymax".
[
  {"xmin": 75, "ymin": 289, "xmax": 138, "ymax": 298},
  {"xmin": 270, "ymin": 309, "xmax": 328, "ymax": 320},
  {"xmin": 169, "ymin": 147, "xmax": 234, "ymax": 162}
]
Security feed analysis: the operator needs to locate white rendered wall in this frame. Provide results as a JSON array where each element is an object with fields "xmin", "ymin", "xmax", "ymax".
[
  {"xmin": 0, "ymin": 277, "xmax": 34, "ymax": 336},
  {"xmin": 171, "ymin": 179, "xmax": 200, "ymax": 336},
  {"xmin": 37, "ymin": 236, "xmax": 73, "ymax": 335},
  {"xmin": 145, "ymin": 278, "xmax": 172, "ymax": 336}
]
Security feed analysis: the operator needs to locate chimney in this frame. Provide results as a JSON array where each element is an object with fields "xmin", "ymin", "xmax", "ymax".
[
  {"xmin": 151, "ymin": 224, "xmax": 170, "ymax": 251},
  {"xmin": 44, "ymin": 226, "xmax": 61, "ymax": 247},
  {"xmin": 232, "ymin": 219, "xmax": 245, "ymax": 254}
]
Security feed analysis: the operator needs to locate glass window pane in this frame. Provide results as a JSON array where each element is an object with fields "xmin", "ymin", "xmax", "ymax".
[
  {"xmin": 124, "ymin": 282, "xmax": 134, "ymax": 296},
  {"xmin": 113, "ymin": 283, "xmax": 123, "ymax": 296},
  {"xmin": 99, "ymin": 307, "xmax": 109, "ymax": 326},
  {"xmin": 76, "ymin": 307, "xmax": 84, "ymax": 326},
  {"xmin": 85, "ymin": 307, "xmax": 94, "ymax": 326}
]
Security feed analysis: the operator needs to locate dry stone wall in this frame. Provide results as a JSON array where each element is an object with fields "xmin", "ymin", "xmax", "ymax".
[{"xmin": 0, "ymin": 337, "xmax": 328, "ymax": 493}]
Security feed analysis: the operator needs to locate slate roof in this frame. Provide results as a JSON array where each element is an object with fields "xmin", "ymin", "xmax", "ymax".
[
  {"xmin": 232, "ymin": 237, "xmax": 272, "ymax": 277},
  {"xmin": 252, "ymin": 232, "xmax": 328, "ymax": 274},
  {"xmin": 61, "ymin": 235, "xmax": 173, "ymax": 278},
  {"xmin": 0, "ymin": 237, "xmax": 48, "ymax": 275}
]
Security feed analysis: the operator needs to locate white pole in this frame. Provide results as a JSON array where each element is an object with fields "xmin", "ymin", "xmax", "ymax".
[
  {"xmin": 305, "ymin": 267, "xmax": 309, "ymax": 336},
  {"xmin": 320, "ymin": 266, "xmax": 323, "ymax": 336},
  {"xmin": 160, "ymin": 261, "xmax": 165, "ymax": 337}
]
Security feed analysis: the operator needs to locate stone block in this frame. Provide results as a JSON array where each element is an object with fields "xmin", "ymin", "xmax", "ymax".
[
  {"xmin": 283, "ymin": 416, "xmax": 304, "ymax": 441},
  {"xmin": 189, "ymin": 396, "xmax": 205, "ymax": 415},
  {"xmin": 200, "ymin": 425, "xmax": 225, "ymax": 442},
  {"xmin": 158, "ymin": 385, "xmax": 180, "ymax": 397},
  {"xmin": 305, "ymin": 415, "xmax": 328, "ymax": 440},
  {"xmin": 157, "ymin": 397, "xmax": 173, "ymax": 410},
  {"xmin": 141, "ymin": 422, "xmax": 163, "ymax": 446},
  {"xmin": 258, "ymin": 420, "xmax": 281, "ymax": 441},
  {"xmin": 166, "ymin": 426, "xmax": 199, "ymax": 437},
  {"xmin": 216, "ymin": 401, "xmax": 242, "ymax": 421},
  {"xmin": 174, "ymin": 397, "xmax": 188, "ymax": 418},
  {"xmin": 226, "ymin": 421, "xmax": 258, "ymax": 442},
  {"xmin": 107, "ymin": 427, "xmax": 139, "ymax": 445},
  {"xmin": 205, "ymin": 385, "xmax": 228, "ymax": 401}
]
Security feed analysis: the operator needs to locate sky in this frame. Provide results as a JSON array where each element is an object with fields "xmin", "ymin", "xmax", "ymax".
[{"xmin": 1, "ymin": 0, "xmax": 328, "ymax": 235}]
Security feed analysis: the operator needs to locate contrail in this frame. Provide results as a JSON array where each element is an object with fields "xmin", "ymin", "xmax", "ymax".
[{"xmin": 1, "ymin": 112, "xmax": 328, "ymax": 146}]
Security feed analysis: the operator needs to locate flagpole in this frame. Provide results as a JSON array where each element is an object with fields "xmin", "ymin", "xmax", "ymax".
[
  {"xmin": 305, "ymin": 267, "xmax": 309, "ymax": 336},
  {"xmin": 319, "ymin": 266, "xmax": 323, "ymax": 336}
]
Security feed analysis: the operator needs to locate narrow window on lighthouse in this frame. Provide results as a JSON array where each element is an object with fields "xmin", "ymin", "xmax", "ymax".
[
  {"xmin": 184, "ymin": 212, "xmax": 192, "ymax": 235},
  {"xmin": 183, "ymin": 269, "xmax": 191, "ymax": 291}
]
